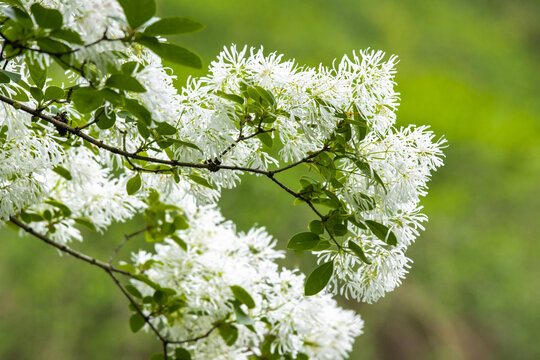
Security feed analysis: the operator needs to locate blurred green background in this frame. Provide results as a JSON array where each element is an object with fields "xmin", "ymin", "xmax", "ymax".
[{"xmin": 1, "ymin": 0, "xmax": 539, "ymax": 359}]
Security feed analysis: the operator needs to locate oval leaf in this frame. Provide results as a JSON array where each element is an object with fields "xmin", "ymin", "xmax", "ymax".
[
  {"xmin": 106, "ymin": 74, "xmax": 146, "ymax": 93},
  {"xmin": 218, "ymin": 323, "xmax": 238, "ymax": 346},
  {"xmin": 365, "ymin": 220, "xmax": 397, "ymax": 246},
  {"xmin": 348, "ymin": 240, "xmax": 371, "ymax": 264},
  {"xmin": 129, "ymin": 313, "xmax": 145, "ymax": 333},
  {"xmin": 287, "ymin": 232, "xmax": 320, "ymax": 250},
  {"xmin": 0, "ymin": 69, "xmax": 21, "ymax": 83},
  {"xmin": 44, "ymin": 86, "xmax": 65, "ymax": 101},
  {"xmin": 188, "ymin": 174, "xmax": 215, "ymax": 189},
  {"xmin": 72, "ymin": 87, "xmax": 103, "ymax": 113},
  {"xmin": 126, "ymin": 174, "xmax": 142, "ymax": 195},
  {"xmin": 137, "ymin": 37, "xmax": 202, "ymax": 69},
  {"xmin": 144, "ymin": 16, "xmax": 204, "ymax": 35},
  {"xmin": 230, "ymin": 285, "xmax": 255, "ymax": 309},
  {"xmin": 52, "ymin": 166, "xmax": 72, "ymax": 180},
  {"xmin": 308, "ymin": 220, "xmax": 324, "ymax": 235},
  {"xmin": 30, "ymin": 3, "xmax": 63, "ymax": 29},
  {"xmin": 304, "ymin": 261, "xmax": 333, "ymax": 296},
  {"xmin": 125, "ymin": 284, "xmax": 143, "ymax": 299},
  {"xmin": 174, "ymin": 348, "xmax": 192, "ymax": 360},
  {"xmin": 96, "ymin": 110, "xmax": 116, "ymax": 130}
]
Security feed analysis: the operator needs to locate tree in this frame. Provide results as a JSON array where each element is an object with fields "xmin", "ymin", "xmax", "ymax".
[{"xmin": 0, "ymin": 0, "xmax": 445, "ymax": 359}]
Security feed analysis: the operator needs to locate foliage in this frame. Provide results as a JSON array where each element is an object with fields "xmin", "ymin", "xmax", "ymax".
[{"xmin": 0, "ymin": 0, "xmax": 447, "ymax": 359}]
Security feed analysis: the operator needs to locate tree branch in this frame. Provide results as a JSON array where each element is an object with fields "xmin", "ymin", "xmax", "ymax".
[{"xmin": 8, "ymin": 216, "xmax": 133, "ymax": 277}]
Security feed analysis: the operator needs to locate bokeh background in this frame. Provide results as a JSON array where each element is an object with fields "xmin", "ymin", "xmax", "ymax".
[{"xmin": 1, "ymin": 0, "xmax": 539, "ymax": 359}]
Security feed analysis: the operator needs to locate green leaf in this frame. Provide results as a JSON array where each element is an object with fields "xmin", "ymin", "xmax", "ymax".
[
  {"xmin": 30, "ymin": 3, "xmax": 63, "ymax": 29},
  {"xmin": 155, "ymin": 121, "xmax": 177, "ymax": 135},
  {"xmin": 353, "ymin": 105, "xmax": 368, "ymax": 141},
  {"xmin": 52, "ymin": 166, "xmax": 72, "ymax": 180},
  {"xmin": 72, "ymin": 87, "xmax": 103, "ymax": 113},
  {"xmin": 347, "ymin": 215, "xmax": 367, "ymax": 230},
  {"xmin": 3, "ymin": 6, "xmax": 33, "ymax": 28},
  {"xmin": 0, "ymin": 71, "xmax": 10, "ymax": 83},
  {"xmin": 137, "ymin": 118, "xmax": 151, "ymax": 138},
  {"xmin": 235, "ymin": 305, "xmax": 254, "ymax": 325},
  {"xmin": 44, "ymin": 86, "xmax": 64, "ymax": 101},
  {"xmin": 36, "ymin": 38, "xmax": 70, "ymax": 53},
  {"xmin": 100, "ymin": 88, "xmax": 124, "ymax": 106},
  {"xmin": 133, "ymin": 274, "xmax": 163, "ymax": 291},
  {"xmin": 121, "ymin": 61, "xmax": 138, "ymax": 74},
  {"xmin": 117, "ymin": 263, "xmax": 137, "ymax": 274},
  {"xmin": 174, "ymin": 347, "xmax": 192, "ymax": 360},
  {"xmin": 136, "ymin": 36, "xmax": 202, "ymax": 69},
  {"xmin": 43, "ymin": 209, "xmax": 52, "ymax": 221},
  {"xmin": 256, "ymin": 132, "xmax": 273, "ymax": 147},
  {"xmin": 126, "ymin": 174, "xmax": 142, "ymax": 195},
  {"xmin": 149, "ymin": 354, "xmax": 165, "ymax": 360},
  {"xmin": 1, "ymin": 0, "xmax": 24, "ymax": 8},
  {"xmin": 308, "ymin": 220, "xmax": 324, "ymax": 235},
  {"xmin": 144, "ymin": 16, "xmax": 204, "ymax": 35},
  {"xmin": 19, "ymin": 211, "xmax": 44, "ymax": 223},
  {"xmin": 169, "ymin": 138, "xmax": 202, "ymax": 153},
  {"xmin": 8, "ymin": 86, "xmax": 29, "ymax": 102},
  {"xmin": 129, "ymin": 313, "xmax": 145, "ymax": 333},
  {"xmin": 173, "ymin": 215, "xmax": 188, "ymax": 230},
  {"xmin": 287, "ymin": 232, "xmax": 320, "ymax": 250},
  {"xmin": 96, "ymin": 110, "xmax": 116, "ymax": 130},
  {"xmin": 304, "ymin": 261, "xmax": 333, "ymax": 296},
  {"xmin": 170, "ymin": 235, "xmax": 187, "ymax": 251},
  {"xmin": 218, "ymin": 323, "xmax": 238, "ymax": 346},
  {"xmin": 153, "ymin": 289, "xmax": 168, "ymax": 305},
  {"xmin": 125, "ymin": 284, "xmax": 143, "ymax": 299},
  {"xmin": 332, "ymin": 223, "xmax": 348, "ymax": 236},
  {"xmin": 26, "ymin": 56, "xmax": 47, "ymax": 88},
  {"xmin": 215, "ymin": 90, "xmax": 244, "ymax": 104},
  {"xmin": 310, "ymin": 240, "xmax": 331, "ymax": 251},
  {"xmin": 230, "ymin": 285, "xmax": 255, "ymax": 309},
  {"xmin": 0, "ymin": 69, "xmax": 21, "ymax": 83},
  {"xmin": 45, "ymin": 200, "xmax": 72, "ymax": 217},
  {"xmin": 50, "ymin": 29, "xmax": 84, "ymax": 45},
  {"xmin": 350, "ymin": 158, "xmax": 387, "ymax": 192},
  {"xmin": 365, "ymin": 220, "xmax": 397, "ymax": 246},
  {"xmin": 74, "ymin": 217, "xmax": 96, "ymax": 232},
  {"xmin": 254, "ymin": 86, "xmax": 276, "ymax": 106},
  {"xmin": 118, "ymin": 0, "xmax": 156, "ymax": 29},
  {"xmin": 29, "ymin": 87, "xmax": 43, "ymax": 101},
  {"xmin": 123, "ymin": 98, "xmax": 152, "ymax": 125},
  {"xmin": 348, "ymin": 240, "xmax": 371, "ymax": 264},
  {"xmin": 188, "ymin": 174, "xmax": 215, "ymax": 189},
  {"xmin": 106, "ymin": 74, "xmax": 146, "ymax": 93}
]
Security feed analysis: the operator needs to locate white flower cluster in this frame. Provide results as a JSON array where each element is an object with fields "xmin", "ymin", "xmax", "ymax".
[
  {"xmin": 0, "ymin": 0, "xmax": 445, "ymax": 357},
  {"xmin": 155, "ymin": 45, "xmax": 446, "ymax": 303},
  {"xmin": 132, "ymin": 201, "xmax": 363, "ymax": 360},
  {"xmin": 0, "ymin": 105, "xmax": 63, "ymax": 220}
]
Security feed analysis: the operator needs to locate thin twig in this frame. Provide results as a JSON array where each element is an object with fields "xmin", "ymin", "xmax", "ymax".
[{"xmin": 108, "ymin": 227, "xmax": 148, "ymax": 264}]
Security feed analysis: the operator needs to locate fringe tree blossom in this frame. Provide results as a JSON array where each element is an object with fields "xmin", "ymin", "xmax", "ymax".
[{"xmin": 0, "ymin": 0, "xmax": 445, "ymax": 359}]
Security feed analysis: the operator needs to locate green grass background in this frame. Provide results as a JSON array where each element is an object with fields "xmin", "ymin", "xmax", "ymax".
[{"xmin": 1, "ymin": 0, "xmax": 539, "ymax": 359}]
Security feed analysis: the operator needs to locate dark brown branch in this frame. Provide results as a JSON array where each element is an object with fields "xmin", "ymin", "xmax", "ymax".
[
  {"xmin": 108, "ymin": 270, "xmax": 222, "ymax": 351},
  {"xmin": 269, "ymin": 145, "xmax": 329, "ymax": 175},
  {"xmin": 8, "ymin": 216, "xmax": 133, "ymax": 277},
  {"xmin": 0, "ymin": 29, "xmax": 129, "ymax": 58},
  {"xmin": 9, "ymin": 214, "xmax": 220, "ymax": 354},
  {"xmin": 1, "ymin": 94, "xmax": 338, "ymax": 247},
  {"xmin": 0, "ymin": 93, "xmax": 270, "ymax": 175},
  {"xmin": 169, "ymin": 323, "xmax": 221, "ymax": 345}
]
